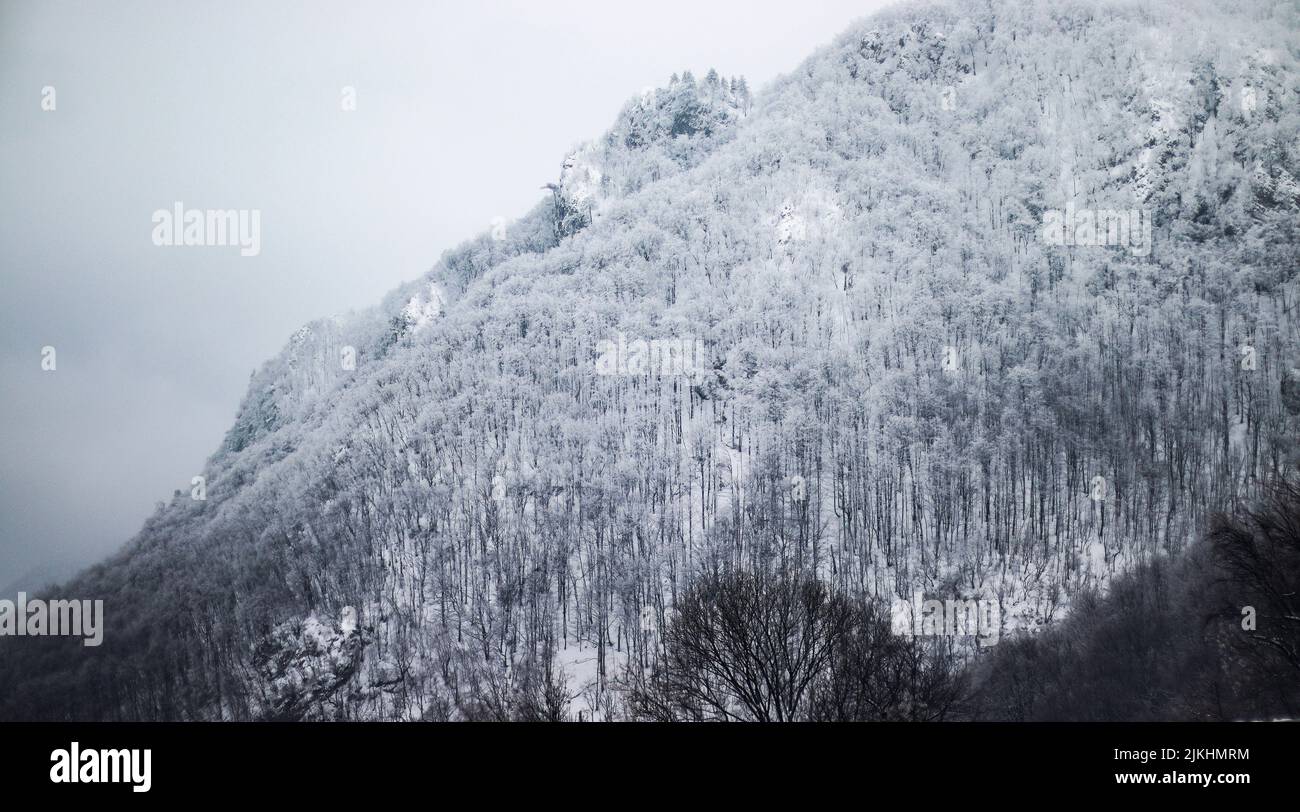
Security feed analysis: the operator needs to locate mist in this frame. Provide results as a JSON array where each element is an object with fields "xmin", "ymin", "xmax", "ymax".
[{"xmin": 0, "ymin": 0, "xmax": 893, "ymax": 586}]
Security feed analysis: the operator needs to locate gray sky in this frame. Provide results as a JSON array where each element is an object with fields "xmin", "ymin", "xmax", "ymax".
[{"xmin": 0, "ymin": 0, "xmax": 894, "ymax": 585}]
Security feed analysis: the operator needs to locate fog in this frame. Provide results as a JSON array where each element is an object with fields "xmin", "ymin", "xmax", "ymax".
[{"xmin": 0, "ymin": 0, "xmax": 893, "ymax": 587}]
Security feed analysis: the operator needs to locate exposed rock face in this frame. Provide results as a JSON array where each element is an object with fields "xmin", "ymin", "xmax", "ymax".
[
  {"xmin": 550, "ymin": 70, "xmax": 750, "ymax": 238},
  {"xmin": 253, "ymin": 609, "xmax": 364, "ymax": 721}
]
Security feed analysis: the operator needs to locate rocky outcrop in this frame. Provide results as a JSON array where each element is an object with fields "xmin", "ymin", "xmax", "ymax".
[{"xmin": 252, "ymin": 608, "xmax": 364, "ymax": 721}]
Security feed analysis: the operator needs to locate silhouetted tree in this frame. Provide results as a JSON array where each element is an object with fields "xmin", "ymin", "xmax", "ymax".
[{"xmin": 631, "ymin": 570, "xmax": 855, "ymax": 721}]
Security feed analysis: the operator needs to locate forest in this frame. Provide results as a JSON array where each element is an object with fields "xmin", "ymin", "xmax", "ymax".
[{"xmin": 0, "ymin": 0, "xmax": 1297, "ymax": 722}]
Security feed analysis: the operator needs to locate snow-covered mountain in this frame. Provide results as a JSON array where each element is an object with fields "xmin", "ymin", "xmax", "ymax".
[{"xmin": 2, "ymin": 0, "xmax": 1298, "ymax": 721}]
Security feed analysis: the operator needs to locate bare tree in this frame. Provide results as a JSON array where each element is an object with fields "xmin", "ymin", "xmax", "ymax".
[
  {"xmin": 810, "ymin": 602, "xmax": 970, "ymax": 721},
  {"xmin": 1207, "ymin": 478, "xmax": 1300, "ymax": 674},
  {"xmin": 630, "ymin": 570, "xmax": 855, "ymax": 721}
]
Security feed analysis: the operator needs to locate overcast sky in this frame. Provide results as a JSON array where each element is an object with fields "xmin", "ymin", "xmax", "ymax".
[{"xmin": 0, "ymin": 0, "xmax": 895, "ymax": 587}]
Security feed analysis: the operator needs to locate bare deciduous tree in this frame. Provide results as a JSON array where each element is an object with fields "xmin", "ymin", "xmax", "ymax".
[{"xmin": 631, "ymin": 570, "xmax": 855, "ymax": 721}]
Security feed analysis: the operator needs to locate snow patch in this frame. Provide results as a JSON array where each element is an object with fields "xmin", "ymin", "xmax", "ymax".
[
  {"xmin": 776, "ymin": 188, "xmax": 843, "ymax": 245},
  {"xmin": 401, "ymin": 282, "xmax": 446, "ymax": 331}
]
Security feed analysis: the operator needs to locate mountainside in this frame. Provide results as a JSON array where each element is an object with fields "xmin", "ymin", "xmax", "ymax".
[{"xmin": 4, "ymin": 0, "xmax": 1299, "ymax": 721}]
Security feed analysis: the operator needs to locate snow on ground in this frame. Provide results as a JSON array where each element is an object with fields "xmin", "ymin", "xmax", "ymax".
[
  {"xmin": 556, "ymin": 638, "xmax": 629, "ymax": 721},
  {"xmin": 401, "ymin": 282, "xmax": 446, "ymax": 331}
]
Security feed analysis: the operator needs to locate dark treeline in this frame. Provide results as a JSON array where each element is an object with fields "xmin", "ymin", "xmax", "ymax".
[
  {"xmin": 620, "ymin": 476, "xmax": 1299, "ymax": 722},
  {"xmin": 971, "ymin": 477, "xmax": 1300, "ymax": 721},
  {"xmin": 626, "ymin": 569, "xmax": 970, "ymax": 722}
]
